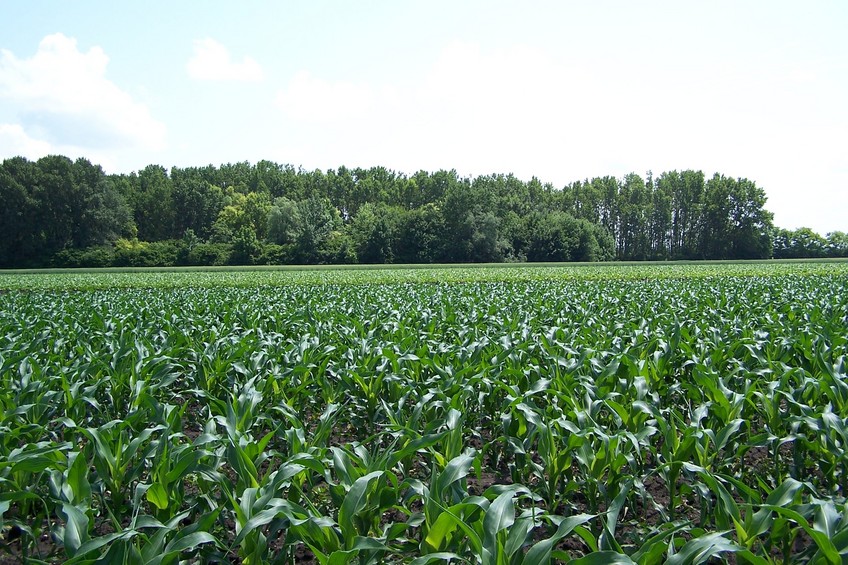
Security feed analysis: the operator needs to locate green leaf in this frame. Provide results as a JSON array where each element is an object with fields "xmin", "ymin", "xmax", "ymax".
[
  {"xmin": 812, "ymin": 500, "xmax": 841, "ymax": 540},
  {"xmin": 665, "ymin": 531, "xmax": 742, "ymax": 565},
  {"xmin": 435, "ymin": 451, "xmax": 476, "ymax": 496},
  {"xmin": 65, "ymin": 531, "xmax": 134, "ymax": 564},
  {"xmin": 67, "ymin": 450, "xmax": 92, "ymax": 506},
  {"xmin": 410, "ymin": 552, "xmax": 464, "ymax": 565},
  {"xmin": 761, "ymin": 505, "xmax": 841, "ymax": 565},
  {"xmin": 327, "ymin": 549, "xmax": 359, "ymax": 565},
  {"xmin": 503, "ymin": 516, "xmax": 533, "ymax": 559},
  {"xmin": 482, "ymin": 490, "xmax": 515, "ymax": 560},
  {"xmin": 524, "ymin": 514, "xmax": 595, "ymax": 564},
  {"xmin": 146, "ymin": 483, "xmax": 169, "ymax": 511},
  {"xmin": 61, "ymin": 502, "xmax": 90, "ymax": 557},
  {"xmin": 423, "ymin": 499, "xmax": 486, "ymax": 556},
  {"xmin": 763, "ymin": 478, "xmax": 803, "ymax": 506},
  {"xmin": 338, "ymin": 470, "xmax": 383, "ymax": 543},
  {"xmin": 567, "ymin": 551, "xmax": 636, "ymax": 564},
  {"xmin": 602, "ymin": 478, "xmax": 632, "ymax": 549},
  {"xmin": 629, "ymin": 522, "xmax": 687, "ymax": 565},
  {"xmin": 232, "ymin": 500, "xmax": 291, "ymax": 545},
  {"xmin": 424, "ymin": 510, "xmax": 462, "ymax": 552},
  {"xmin": 163, "ymin": 449, "xmax": 204, "ymax": 484},
  {"xmin": 163, "ymin": 531, "xmax": 218, "ymax": 554}
]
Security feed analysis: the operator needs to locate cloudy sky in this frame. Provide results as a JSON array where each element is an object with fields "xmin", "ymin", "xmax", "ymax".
[{"xmin": 0, "ymin": 1, "xmax": 845, "ymax": 234}]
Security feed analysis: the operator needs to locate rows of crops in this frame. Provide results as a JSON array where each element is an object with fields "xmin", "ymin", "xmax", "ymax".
[
  {"xmin": 2, "ymin": 260, "xmax": 846, "ymax": 290},
  {"xmin": 1, "ymin": 264, "xmax": 848, "ymax": 563}
]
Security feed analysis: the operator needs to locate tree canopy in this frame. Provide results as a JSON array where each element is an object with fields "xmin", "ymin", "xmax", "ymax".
[{"xmin": 1, "ymin": 155, "xmax": 833, "ymax": 269}]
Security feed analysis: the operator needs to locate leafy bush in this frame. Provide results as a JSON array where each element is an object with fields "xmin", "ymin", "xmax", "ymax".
[
  {"xmin": 114, "ymin": 239, "xmax": 180, "ymax": 267},
  {"xmin": 51, "ymin": 246, "xmax": 116, "ymax": 268},
  {"xmin": 185, "ymin": 242, "xmax": 233, "ymax": 266},
  {"xmin": 256, "ymin": 243, "xmax": 294, "ymax": 265}
]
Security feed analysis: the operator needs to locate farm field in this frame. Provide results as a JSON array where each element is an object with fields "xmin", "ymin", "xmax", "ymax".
[
  {"xmin": 1, "ymin": 262, "xmax": 848, "ymax": 563},
  {"xmin": 2, "ymin": 259, "xmax": 847, "ymax": 290}
]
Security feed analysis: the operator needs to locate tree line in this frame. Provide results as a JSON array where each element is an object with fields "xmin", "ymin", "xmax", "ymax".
[{"xmin": 0, "ymin": 155, "xmax": 844, "ymax": 268}]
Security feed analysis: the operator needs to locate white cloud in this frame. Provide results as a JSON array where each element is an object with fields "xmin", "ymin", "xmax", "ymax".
[
  {"xmin": 0, "ymin": 33, "xmax": 166, "ymax": 152},
  {"xmin": 272, "ymin": 40, "xmax": 846, "ymax": 233},
  {"xmin": 0, "ymin": 123, "xmax": 52, "ymax": 159},
  {"xmin": 273, "ymin": 41, "xmax": 611, "ymax": 178},
  {"xmin": 0, "ymin": 123, "xmax": 120, "ymax": 171},
  {"xmin": 186, "ymin": 38, "xmax": 264, "ymax": 82},
  {"xmin": 276, "ymin": 70, "xmax": 385, "ymax": 123}
]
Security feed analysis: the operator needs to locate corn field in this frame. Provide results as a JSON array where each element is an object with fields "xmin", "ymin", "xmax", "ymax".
[{"xmin": 1, "ymin": 263, "xmax": 848, "ymax": 564}]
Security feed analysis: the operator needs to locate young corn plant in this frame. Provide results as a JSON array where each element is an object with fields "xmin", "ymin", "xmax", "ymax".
[
  {"xmin": 62, "ymin": 495, "xmax": 222, "ymax": 564},
  {"xmin": 0, "ymin": 441, "xmax": 67, "ymax": 561},
  {"xmin": 225, "ymin": 469, "xmax": 308, "ymax": 564},
  {"xmin": 64, "ymin": 418, "xmax": 162, "ymax": 528},
  {"xmin": 650, "ymin": 406, "xmax": 701, "ymax": 521}
]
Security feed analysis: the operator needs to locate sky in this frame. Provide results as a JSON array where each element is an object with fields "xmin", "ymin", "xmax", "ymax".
[{"xmin": 0, "ymin": 1, "xmax": 845, "ymax": 234}]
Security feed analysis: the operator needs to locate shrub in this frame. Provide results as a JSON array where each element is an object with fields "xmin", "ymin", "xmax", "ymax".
[
  {"xmin": 114, "ymin": 239, "xmax": 179, "ymax": 267},
  {"xmin": 51, "ymin": 246, "xmax": 116, "ymax": 268},
  {"xmin": 186, "ymin": 242, "xmax": 233, "ymax": 266},
  {"xmin": 256, "ymin": 243, "xmax": 294, "ymax": 265}
]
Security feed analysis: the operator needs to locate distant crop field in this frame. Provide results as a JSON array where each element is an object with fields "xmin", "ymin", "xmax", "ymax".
[
  {"xmin": 1, "ymin": 258, "xmax": 847, "ymax": 290},
  {"xmin": 1, "ymin": 262, "xmax": 847, "ymax": 563}
]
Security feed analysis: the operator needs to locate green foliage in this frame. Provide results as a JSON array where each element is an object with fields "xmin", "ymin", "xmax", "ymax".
[
  {"xmin": 773, "ymin": 227, "xmax": 831, "ymax": 259},
  {"xmin": 0, "ymin": 155, "xmax": 134, "ymax": 267},
  {"xmin": 51, "ymin": 246, "xmax": 116, "ymax": 268},
  {"xmin": 114, "ymin": 239, "xmax": 180, "ymax": 267},
  {"xmin": 1, "ymin": 155, "xmax": 801, "ymax": 268},
  {"xmin": 348, "ymin": 203, "xmax": 398, "ymax": 264},
  {"xmin": 230, "ymin": 226, "xmax": 262, "ymax": 265},
  {"xmin": 184, "ymin": 242, "xmax": 233, "ymax": 266},
  {"xmin": 267, "ymin": 196, "xmax": 300, "ymax": 246},
  {"xmin": 395, "ymin": 203, "xmax": 445, "ymax": 263},
  {"xmin": 826, "ymin": 231, "xmax": 848, "ymax": 258},
  {"xmin": 523, "ymin": 211, "xmax": 610, "ymax": 262},
  {"xmin": 1, "ymin": 264, "xmax": 848, "ymax": 562},
  {"xmin": 255, "ymin": 242, "xmax": 294, "ymax": 265},
  {"xmin": 131, "ymin": 164, "xmax": 175, "ymax": 242}
]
